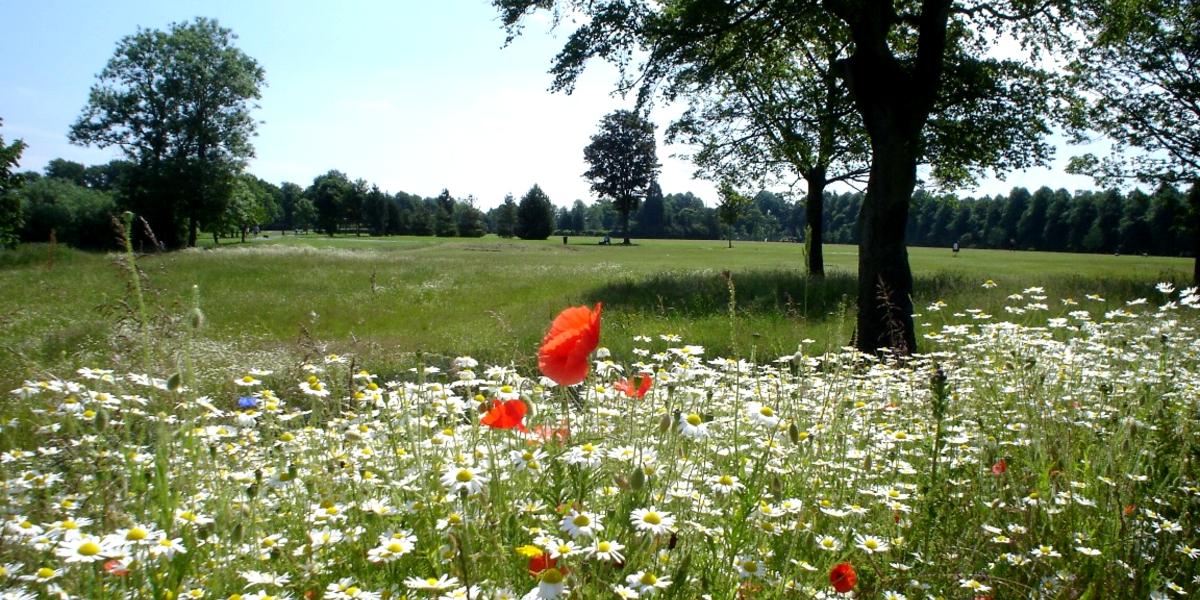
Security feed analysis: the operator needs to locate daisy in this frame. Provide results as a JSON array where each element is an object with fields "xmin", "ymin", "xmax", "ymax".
[
  {"xmin": 406, "ymin": 575, "xmax": 461, "ymax": 593},
  {"xmin": 854, "ymin": 533, "xmax": 889, "ymax": 554},
  {"xmin": 815, "ymin": 535, "xmax": 842, "ymax": 552},
  {"xmin": 55, "ymin": 534, "xmax": 109, "ymax": 563},
  {"xmin": 588, "ymin": 538, "xmax": 625, "ymax": 563},
  {"xmin": 441, "ymin": 465, "xmax": 488, "ymax": 495},
  {"xmin": 708, "ymin": 474, "xmax": 744, "ymax": 494},
  {"xmin": 678, "ymin": 413, "xmax": 710, "ymax": 439},
  {"xmin": 525, "ymin": 568, "xmax": 568, "ymax": 599},
  {"xmin": 235, "ymin": 374, "xmax": 262, "ymax": 387},
  {"xmin": 613, "ymin": 585, "xmax": 640, "ymax": 599},
  {"xmin": 1030, "ymin": 544, "xmax": 1062, "ymax": 558},
  {"xmin": 545, "ymin": 538, "xmax": 582, "ymax": 559},
  {"xmin": 626, "ymin": 571, "xmax": 671, "ymax": 595},
  {"xmin": 745, "ymin": 402, "xmax": 780, "ymax": 427},
  {"xmin": 368, "ymin": 531, "xmax": 416, "ymax": 563},
  {"xmin": 560, "ymin": 510, "xmax": 603, "ymax": 539},
  {"xmin": 630, "ymin": 507, "xmax": 675, "ymax": 535}
]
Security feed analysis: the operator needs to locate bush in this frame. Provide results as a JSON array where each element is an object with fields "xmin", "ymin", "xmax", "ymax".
[{"xmin": 19, "ymin": 178, "xmax": 118, "ymax": 249}]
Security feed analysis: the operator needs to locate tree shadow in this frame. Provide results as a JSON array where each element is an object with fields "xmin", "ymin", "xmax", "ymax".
[{"xmin": 583, "ymin": 269, "xmax": 976, "ymax": 318}]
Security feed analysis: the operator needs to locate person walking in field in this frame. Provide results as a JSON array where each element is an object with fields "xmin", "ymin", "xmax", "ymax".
[{"xmin": 952, "ymin": 241, "xmax": 960, "ymax": 257}]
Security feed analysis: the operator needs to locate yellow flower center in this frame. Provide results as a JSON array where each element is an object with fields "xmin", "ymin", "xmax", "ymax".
[
  {"xmin": 540, "ymin": 568, "xmax": 564, "ymax": 585},
  {"xmin": 598, "ymin": 541, "xmax": 611, "ymax": 552},
  {"xmin": 37, "ymin": 567, "xmax": 55, "ymax": 578},
  {"xmin": 640, "ymin": 572, "xmax": 658, "ymax": 586},
  {"xmin": 759, "ymin": 406, "xmax": 775, "ymax": 417},
  {"xmin": 61, "ymin": 519, "xmax": 78, "ymax": 530},
  {"xmin": 686, "ymin": 414, "xmax": 702, "ymax": 426},
  {"xmin": 743, "ymin": 561, "xmax": 759, "ymax": 573},
  {"xmin": 643, "ymin": 512, "xmax": 662, "ymax": 525},
  {"xmin": 455, "ymin": 469, "xmax": 474, "ymax": 483},
  {"xmin": 242, "ymin": 376, "xmax": 255, "ymax": 383},
  {"xmin": 573, "ymin": 515, "xmax": 590, "ymax": 527},
  {"xmin": 126, "ymin": 528, "xmax": 148, "ymax": 541},
  {"xmin": 77, "ymin": 541, "xmax": 101, "ymax": 556},
  {"xmin": 865, "ymin": 539, "xmax": 879, "ymax": 550},
  {"xmin": 426, "ymin": 578, "xmax": 439, "ymax": 586},
  {"xmin": 388, "ymin": 541, "xmax": 405, "ymax": 553},
  {"xmin": 719, "ymin": 475, "xmax": 734, "ymax": 486}
]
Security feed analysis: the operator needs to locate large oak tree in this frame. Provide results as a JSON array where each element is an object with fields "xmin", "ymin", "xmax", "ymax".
[
  {"xmin": 497, "ymin": 0, "xmax": 1065, "ymax": 353},
  {"xmin": 70, "ymin": 17, "xmax": 264, "ymax": 249}
]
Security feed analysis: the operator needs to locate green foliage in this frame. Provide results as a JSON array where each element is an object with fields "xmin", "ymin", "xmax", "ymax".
[
  {"xmin": 717, "ymin": 181, "xmax": 752, "ymax": 247},
  {"xmin": 494, "ymin": 194, "xmax": 518, "ymax": 238},
  {"xmin": 69, "ymin": 17, "xmax": 265, "ymax": 248},
  {"xmin": 583, "ymin": 110, "xmax": 661, "ymax": 242},
  {"xmin": 1067, "ymin": 0, "xmax": 1199, "ymax": 185},
  {"xmin": 309, "ymin": 170, "xmax": 350, "ymax": 236},
  {"xmin": 516, "ymin": 184, "xmax": 554, "ymax": 240},
  {"xmin": 17, "ymin": 177, "xmax": 118, "ymax": 249},
  {"xmin": 455, "ymin": 197, "xmax": 487, "ymax": 238},
  {"xmin": 0, "ymin": 119, "xmax": 28, "ymax": 249},
  {"xmin": 434, "ymin": 189, "xmax": 458, "ymax": 237}
]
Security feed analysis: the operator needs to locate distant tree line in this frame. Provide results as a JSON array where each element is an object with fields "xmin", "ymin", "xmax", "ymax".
[
  {"xmin": 5, "ymin": 153, "xmax": 1196, "ymax": 257},
  {"xmin": 820, "ymin": 185, "xmax": 1195, "ymax": 256}
]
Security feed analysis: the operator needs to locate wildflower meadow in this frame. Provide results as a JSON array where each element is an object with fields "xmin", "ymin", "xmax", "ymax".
[{"xmin": 2, "ymin": 276, "xmax": 1199, "ymax": 599}]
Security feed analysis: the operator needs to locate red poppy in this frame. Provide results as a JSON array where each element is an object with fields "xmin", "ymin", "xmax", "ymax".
[
  {"xmin": 103, "ymin": 559, "xmax": 130, "ymax": 576},
  {"xmin": 481, "ymin": 399, "xmax": 528, "ymax": 432},
  {"xmin": 829, "ymin": 562, "xmax": 857, "ymax": 594},
  {"xmin": 614, "ymin": 374, "xmax": 653, "ymax": 399},
  {"xmin": 529, "ymin": 553, "xmax": 565, "ymax": 576},
  {"xmin": 532, "ymin": 422, "xmax": 570, "ymax": 444},
  {"xmin": 538, "ymin": 303, "xmax": 602, "ymax": 386},
  {"xmin": 991, "ymin": 458, "xmax": 1007, "ymax": 475}
]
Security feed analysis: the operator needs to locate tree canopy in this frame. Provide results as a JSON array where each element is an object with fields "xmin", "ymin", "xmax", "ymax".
[
  {"xmin": 583, "ymin": 109, "xmax": 661, "ymax": 244},
  {"xmin": 496, "ymin": 0, "xmax": 1070, "ymax": 353},
  {"xmin": 69, "ymin": 17, "xmax": 264, "ymax": 248}
]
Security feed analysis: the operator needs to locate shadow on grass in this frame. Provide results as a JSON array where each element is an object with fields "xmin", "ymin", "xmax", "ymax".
[{"xmin": 584, "ymin": 269, "xmax": 979, "ymax": 318}]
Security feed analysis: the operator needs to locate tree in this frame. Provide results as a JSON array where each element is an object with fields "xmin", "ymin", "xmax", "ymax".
[
  {"xmin": 17, "ymin": 177, "xmax": 117, "ymax": 249},
  {"xmin": 516, "ymin": 184, "xmax": 554, "ymax": 240},
  {"xmin": 277, "ymin": 182, "xmax": 304, "ymax": 233},
  {"xmin": 497, "ymin": 0, "xmax": 1065, "ymax": 354},
  {"xmin": 434, "ymin": 189, "xmax": 458, "ymax": 237},
  {"xmin": 309, "ymin": 170, "xmax": 349, "ymax": 236},
  {"xmin": 364, "ymin": 185, "xmax": 390, "ymax": 236},
  {"xmin": 495, "ymin": 194, "xmax": 518, "ymax": 238},
  {"xmin": 1067, "ymin": 0, "xmax": 1199, "ymax": 282},
  {"xmin": 1, "ymin": 119, "xmax": 28, "ymax": 248},
  {"xmin": 45, "ymin": 159, "xmax": 89, "ymax": 186},
  {"xmin": 69, "ymin": 18, "xmax": 264, "ymax": 249},
  {"xmin": 456, "ymin": 195, "xmax": 487, "ymax": 238},
  {"xmin": 662, "ymin": 12, "xmax": 868, "ymax": 275},
  {"xmin": 293, "ymin": 197, "xmax": 317, "ymax": 233},
  {"xmin": 717, "ymin": 182, "xmax": 752, "ymax": 248},
  {"xmin": 582, "ymin": 110, "xmax": 661, "ymax": 244}
]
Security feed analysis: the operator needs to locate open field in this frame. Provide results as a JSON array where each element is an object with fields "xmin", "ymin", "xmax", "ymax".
[
  {"xmin": 0, "ymin": 235, "xmax": 1192, "ymax": 393},
  {"xmin": 1, "ymin": 246, "xmax": 1198, "ymax": 598}
]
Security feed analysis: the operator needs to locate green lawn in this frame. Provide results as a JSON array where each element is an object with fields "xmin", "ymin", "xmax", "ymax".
[{"xmin": 0, "ymin": 234, "xmax": 1191, "ymax": 391}]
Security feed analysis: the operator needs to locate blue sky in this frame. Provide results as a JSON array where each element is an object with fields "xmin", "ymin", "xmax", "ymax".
[{"xmin": 1, "ymin": 0, "xmax": 1101, "ymax": 208}]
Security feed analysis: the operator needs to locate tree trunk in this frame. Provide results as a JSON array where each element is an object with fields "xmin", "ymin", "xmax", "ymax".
[
  {"xmin": 241, "ymin": 227, "xmax": 247, "ymax": 243},
  {"xmin": 212, "ymin": 230, "xmax": 218, "ymax": 245},
  {"xmin": 621, "ymin": 208, "xmax": 631, "ymax": 244},
  {"xmin": 856, "ymin": 132, "xmax": 919, "ymax": 355},
  {"xmin": 728, "ymin": 234, "xmax": 733, "ymax": 249},
  {"xmin": 805, "ymin": 169, "xmax": 827, "ymax": 277},
  {"xmin": 1190, "ymin": 182, "xmax": 1199, "ymax": 286},
  {"xmin": 188, "ymin": 216, "xmax": 198, "ymax": 248}
]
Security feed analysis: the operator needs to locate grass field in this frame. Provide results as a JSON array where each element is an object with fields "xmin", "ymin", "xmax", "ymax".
[
  {"xmin": 2, "ymin": 235, "xmax": 1199, "ymax": 599},
  {"xmin": 0, "ymin": 234, "xmax": 1192, "ymax": 393}
]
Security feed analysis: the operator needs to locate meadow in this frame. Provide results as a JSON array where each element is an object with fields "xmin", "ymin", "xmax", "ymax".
[
  {"xmin": 0, "ymin": 236, "xmax": 1198, "ymax": 599},
  {"xmin": 0, "ymin": 234, "xmax": 1190, "ymax": 393}
]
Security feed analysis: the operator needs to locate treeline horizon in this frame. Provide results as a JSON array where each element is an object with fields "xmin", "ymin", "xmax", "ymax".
[{"xmin": 10, "ymin": 157, "xmax": 1198, "ymax": 258}]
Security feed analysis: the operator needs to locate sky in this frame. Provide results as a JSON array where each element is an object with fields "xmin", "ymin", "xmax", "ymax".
[{"xmin": 1, "ymin": 0, "xmax": 1104, "ymax": 209}]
